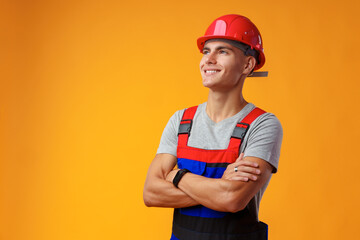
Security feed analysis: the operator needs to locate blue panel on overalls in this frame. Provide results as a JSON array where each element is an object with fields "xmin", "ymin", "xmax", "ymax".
[
  {"xmin": 177, "ymin": 158, "xmax": 228, "ymax": 218},
  {"xmin": 170, "ymin": 233, "xmax": 180, "ymax": 240}
]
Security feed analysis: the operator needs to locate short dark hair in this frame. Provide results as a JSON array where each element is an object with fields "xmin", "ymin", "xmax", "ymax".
[{"xmin": 206, "ymin": 38, "xmax": 259, "ymax": 64}]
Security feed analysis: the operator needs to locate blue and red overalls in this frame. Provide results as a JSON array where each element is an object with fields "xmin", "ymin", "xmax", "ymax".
[{"xmin": 171, "ymin": 106, "xmax": 269, "ymax": 240}]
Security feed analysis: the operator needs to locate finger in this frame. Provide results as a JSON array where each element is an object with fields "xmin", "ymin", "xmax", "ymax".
[
  {"xmin": 233, "ymin": 172, "xmax": 258, "ymax": 181},
  {"xmin": 236, "ymin": 166, "xmax": 261, "ymax": 175},
  {"xmin": 222, "ymin": 171, "xmax": 238, "ymax": 180},
  {"xmin": 236, "ymin": 160, "xmax": 259, "ymax": 168},
  {"xmin": 235, "ymin": 152, "xmax": 245, "ymax": 162},
  {"xmin": 230, "ymin": 176, "xmax": 249, "ymax": 181}
]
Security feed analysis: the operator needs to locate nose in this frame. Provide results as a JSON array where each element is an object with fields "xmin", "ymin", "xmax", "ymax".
[{"xmin": 204, "ymin": 52, "xmax": 217, "ymax": 64}]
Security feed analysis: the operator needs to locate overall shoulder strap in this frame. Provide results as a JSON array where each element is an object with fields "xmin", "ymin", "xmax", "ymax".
[
  {"xmin": 228, "ymin": 107, "xmax": 266, "ymax": 154},
  {"xmin": 177, "ymin": 106, "xmax": 198, "ymax": 147}
]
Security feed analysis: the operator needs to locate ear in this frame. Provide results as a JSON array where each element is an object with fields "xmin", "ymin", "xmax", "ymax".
[{"xmin": 244, "ymin": 56, "xmax": 256, "ymax": 75}]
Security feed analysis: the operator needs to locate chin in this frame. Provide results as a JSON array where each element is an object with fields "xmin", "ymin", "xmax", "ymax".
[
  {"xmin": 202, "ymin": 80, "xmax": 213, "ymax": 88},
  {"xmin": 202, "ymin": 76, "xmax": 217, "ymax": 86}
]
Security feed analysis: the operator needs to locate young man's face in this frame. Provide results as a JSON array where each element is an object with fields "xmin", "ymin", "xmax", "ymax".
[{"xmin": 200, "ymin": 40, "xmax": 251, "ymax": 91}]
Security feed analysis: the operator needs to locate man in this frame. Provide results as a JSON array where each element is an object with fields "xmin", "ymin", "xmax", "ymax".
[{"xmin": 143, "ymin": 14, "xmax": 283, "ymax": 240}]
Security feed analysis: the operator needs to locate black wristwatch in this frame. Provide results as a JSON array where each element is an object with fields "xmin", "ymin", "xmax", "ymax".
[{"xmin": 173, "ymin": 169, "xmax": 191, "ymax": 188}]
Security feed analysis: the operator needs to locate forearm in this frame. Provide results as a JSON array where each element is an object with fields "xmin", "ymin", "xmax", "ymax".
[
  {"xmin": 169, "ymin": 157, "xmax": 273, "ymax": 213},
  {"xmin": 143, "ymin": 154, "xmax": 200, "ymax": 208},
  {"xmin": 143, "ymin": 176, "xmax": 199, "ymax": 208},
  {"xmin": 177, "ymin": 173, "xmax": 243, "ymax": 212}
]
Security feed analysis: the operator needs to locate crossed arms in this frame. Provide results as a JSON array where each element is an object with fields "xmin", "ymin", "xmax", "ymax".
[{"xmin": 143, "ymin": 153, "xmax": 273, "ymax": 213}]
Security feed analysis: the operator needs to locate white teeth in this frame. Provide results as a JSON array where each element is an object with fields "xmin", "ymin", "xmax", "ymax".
[{"xmin": 206, "ymin": 70, "xmax": 218, "ymax": 73}]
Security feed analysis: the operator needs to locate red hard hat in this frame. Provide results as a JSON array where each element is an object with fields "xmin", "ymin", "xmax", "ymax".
[{"xmin": 197, "ymin": 14, "xmax": 265, "ymax": 71}]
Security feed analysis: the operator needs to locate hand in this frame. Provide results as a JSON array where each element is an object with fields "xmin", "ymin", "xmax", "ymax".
[
  {"xmin": 221, "ymin": 153, "xmax": 261, "ymax": 181},
  {"xmin": 166, "ymin": 169, "xmax": 179, "ymax": 183}
]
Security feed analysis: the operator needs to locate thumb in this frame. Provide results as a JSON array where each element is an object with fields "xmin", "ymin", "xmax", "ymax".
[{"xmin": 236, "ymin": 152, "xmax": 245, "ymax": 162}]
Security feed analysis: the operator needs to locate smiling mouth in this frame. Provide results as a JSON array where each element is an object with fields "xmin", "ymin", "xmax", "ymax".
[{"xmin": 204, "ymin": 70, "xmax": 220, "ymax": 75}]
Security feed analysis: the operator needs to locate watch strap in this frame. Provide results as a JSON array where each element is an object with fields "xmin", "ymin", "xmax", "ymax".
[{"xmin": 173, "ymin": 169, "xmax": 190, "ymax": 188}]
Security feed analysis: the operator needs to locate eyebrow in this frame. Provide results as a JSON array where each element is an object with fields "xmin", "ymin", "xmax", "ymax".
[{"xmin": 203, "ymin": 46, "xmax": 234, "ymax": 52}]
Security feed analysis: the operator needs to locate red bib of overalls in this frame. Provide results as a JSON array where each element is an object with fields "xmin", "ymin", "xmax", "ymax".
[{"xmin": 171, "ymin": 106, "xmax": 269, "ymax": 240}]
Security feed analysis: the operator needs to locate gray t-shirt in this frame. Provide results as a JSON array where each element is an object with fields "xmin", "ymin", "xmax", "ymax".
[{"xmin": 157, "ymin": 102, "xmax": 283, "ymax": 218}]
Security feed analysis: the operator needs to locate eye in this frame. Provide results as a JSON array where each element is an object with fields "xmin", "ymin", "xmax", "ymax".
[
  {"xmin": 202, "ymin": 49, "xmax": 210, "ymax": 55},
  {"xmin": 219, "ymin": 50, "xmax": 228, "ymax": 54}
]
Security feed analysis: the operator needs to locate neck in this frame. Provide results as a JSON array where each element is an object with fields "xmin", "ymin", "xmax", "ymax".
[{"xmin": 206, "ymin": 84, "xmax": 248, "ymax": 123}]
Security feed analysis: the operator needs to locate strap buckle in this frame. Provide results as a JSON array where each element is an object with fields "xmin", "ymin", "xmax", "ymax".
[
  {"xmin": 231, "ymin": 122, "xmax": 250, "ymax": 140},
  {"xmin": 178, "ymin": 119, "xmax": 193, "ymax": 136}
]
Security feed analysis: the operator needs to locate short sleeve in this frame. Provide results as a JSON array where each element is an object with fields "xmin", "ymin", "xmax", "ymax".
[
  {"xmin": 156, "ymin": 109, "xmax": 185, "ymax": 157},
  {"xmin": 243, "ymin": 113, "xmax": 283, "ymax": 173}
]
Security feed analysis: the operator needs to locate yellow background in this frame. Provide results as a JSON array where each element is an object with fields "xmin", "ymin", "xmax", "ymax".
[{"xmin": 1, "ymin": 0, "xmax": 360, "ymax": 239}]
